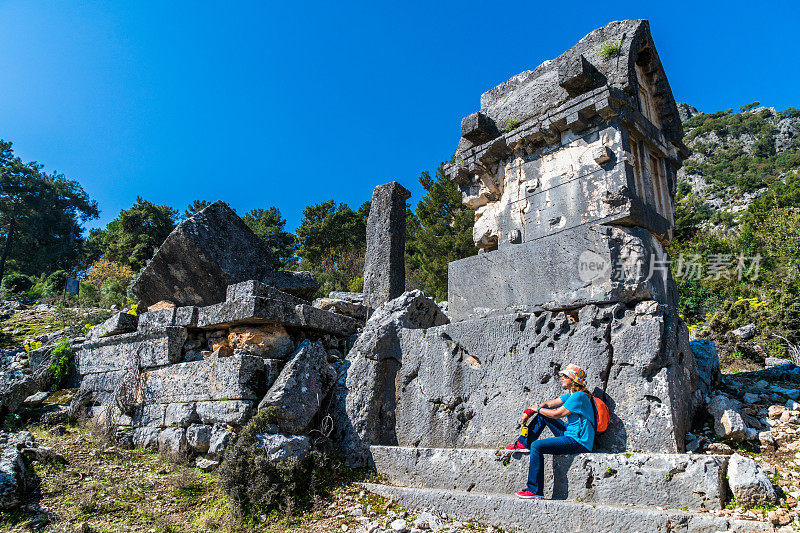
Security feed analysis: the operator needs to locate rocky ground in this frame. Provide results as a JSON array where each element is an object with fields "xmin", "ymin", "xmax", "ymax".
[{"xmin": 0, "ymin": 420, "xmax": 494, "ymax": 533}]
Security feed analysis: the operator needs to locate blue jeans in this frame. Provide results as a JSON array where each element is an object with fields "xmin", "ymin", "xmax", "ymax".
[{"xmin": 517, "ymin": 414, "xmax": 587, "ymax": 495}]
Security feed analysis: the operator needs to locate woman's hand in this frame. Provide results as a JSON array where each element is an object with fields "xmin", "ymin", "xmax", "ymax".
[{"xmin": 521, "ymin": 404, "xmax": 541, "ymax": 423}]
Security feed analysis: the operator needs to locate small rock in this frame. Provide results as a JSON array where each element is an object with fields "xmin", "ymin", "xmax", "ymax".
[
  {"xmin": 730, "ymin": 323, "xmax": 756, "ymax": 340},
  {"xmin": 707, "ymin": 442, "xmax": 734, "ymax": 455},
  {"xmin": 786, "ymin": 400, "xmax": 800, "ymax": 411},
  {"xmin": 390, "ymin": 519, "xmax": 408, "ymax": 533},
  {"xmin": 195, "ymin": 457, "xmax": 219, "ymax": 472},
  {"xmin": 754, "ymin": 380, "xmax": 770, "ymax": 390},
  {"xmin": 742, "ymin": 392, "xmax": 760, "ymax": 404},
  {"xmin": 23, "ymin": 391, "xmax": 48, "ymax": 406},
  {"xmin": 769, "ymin": 405, "xmax": 787, "ymax": 419},
  {"xmin": 769, "ymin": 508, "xmax": 792, "ymax": 526},
  {"xmin": 48, "ymin": 425, "xmax": 68, "ymax": 436}
]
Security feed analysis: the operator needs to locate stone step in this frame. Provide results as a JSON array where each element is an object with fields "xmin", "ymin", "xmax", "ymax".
[
  {"xmin": 361, "ymin": 483, "xmax": 772, "ymax": 533},
  {"xmin": 370, "ymin": 446, "xmax": 729, "ymax": 511}
]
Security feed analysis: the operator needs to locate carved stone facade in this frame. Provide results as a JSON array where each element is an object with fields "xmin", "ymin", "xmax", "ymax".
[{"xmin": 446, "ymin": 19, "xmax": 689, "ymax": 320}]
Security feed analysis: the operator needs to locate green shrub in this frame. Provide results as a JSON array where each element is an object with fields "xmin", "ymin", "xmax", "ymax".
[
  {"xmin": 598, "ymin": 40, "xmax": 622, "ymax": 59},
  {"xmin": 48, "ymin": 339, "xmax": 74, "ymax": 391},
  {"xmin": 44, "ymin": 270, "xmax": 68, "ymax": 296},
  {"xmin": 1, "ymin": 273, "xmax": 33, "ymax": 294},
  {"xmin": 100, "ymin": 279, "xmax": 127, "ymax": 308}
]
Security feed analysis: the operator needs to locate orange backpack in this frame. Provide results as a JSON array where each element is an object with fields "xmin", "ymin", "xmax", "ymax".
[
  {"xmin": 593, "ymin": 396, "xmax": 610, "ymax": 433},
  {"xmin": 583, "ymin": 391, "xmax": 610, "ymax": 433}
]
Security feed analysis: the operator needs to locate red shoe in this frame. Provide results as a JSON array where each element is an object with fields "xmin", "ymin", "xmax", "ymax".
[
  {"xmin": 505, "ymin": 441, "xmax": 529, "ymax": 452},
  {"xmin": 516, "ymin": 490, "xmax": 544, "ymax": 499}
]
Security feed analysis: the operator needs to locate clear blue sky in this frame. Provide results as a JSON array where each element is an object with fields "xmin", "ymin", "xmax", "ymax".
[{"xmin": 1, "ymin": 1, "xmax": 797, "ymax": 234}]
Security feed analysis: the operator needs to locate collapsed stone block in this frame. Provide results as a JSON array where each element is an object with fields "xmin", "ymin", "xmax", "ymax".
[
  {"xmin": 225, "ymin": 280, "xmax": 306, "ymax": 306},
  {"xmin": 707, "ymin": 395, "xmax": 747, "ymax": 442},
  {"xmin": 196, "ymin": 296, "xmax": 361, "ymax": 337},
  {"xmin": 87, "ymin": 312, "xmax": 138, "ymax": 339},
  {"xmin": 727, "ymin": 453, "xmax": 777, "ymax": 507},
  {"xmin": 258, "ymin": 271, "xmax": 321, "ymax": 301},
  {"xmin": 334, "ymin": 291, "xmax": 449, "ymax": 464},
  {"xmin": 313, "ymin": 292, "xmax": 367, "ymax": 321},
  {"xmin": 258, "ymin": 341, "xmax": 336, "ymax": 434},
  {"xmin": 130, "ymin": 200, "xmax": 279, "ymax": 309},
  {"xmin": 255, "ymin": 433, "xmax": 311, "ymax": 462}
]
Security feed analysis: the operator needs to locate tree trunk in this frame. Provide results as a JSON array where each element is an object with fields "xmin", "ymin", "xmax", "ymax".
[{"xmin": 0, "ymin": 216, "xmax": 16, "ymax": 288}]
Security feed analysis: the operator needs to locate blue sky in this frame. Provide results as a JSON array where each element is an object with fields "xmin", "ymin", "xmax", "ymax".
[{"xmin": 0, "ymin": 1, "xmax": 797, "ymax": 233}]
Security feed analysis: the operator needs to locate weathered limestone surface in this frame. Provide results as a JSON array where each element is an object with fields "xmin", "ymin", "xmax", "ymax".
[
  {"xmin": 225, "ymin": 280, "xmax": 307, "ymax": 306},
  {"xmin": 690, "ymin": 339, "xmax": 722, "ymax": 399},
  {"xmin": 258, "ymin": 341, "xmax": 336, "ymax": 434},
  {"xmin": 87, "ymin": 312, "xmax": 138, "ymax": 339},
  {"xmin": 448, "ymin": 224, "xmax": 677, "ymax": 320},
  {"xmin": 77, "ymin": 327, "xmax": 187, "ymax": 375},
  {"xmin": 370, "ymin": 446, "xmax": 728, "ymax": 510},
  {"xmin": 333, "ymin": 291, "xmax": 449, "ymax": 465},
  {"xmin": 0, "ymin": 446, "xmax": 26, "ymax": 510},
  {"xmin": 313, "ymin": 292, "xmax": 366, "ymax": 321},
  {"xmin": 707, "ymin": 394, "xmax": 747, "ymax": 442},
  {"xmin": 393, "ymin": 302, "xmax": 697, "ymax": 453},
  {"xmin": 130, "ymin": 201, "xmax": 279, "ymax": 309},
  {"xmin": 137, "ymin": 306, "xmax": 198, "ymax": 332},
  {"xmin": 363, "ymin": 182, "xmax": 411, "ymax": 314},
  {"xmin": 139, "ymin": 354, "xmax": 265, "ymax": 404},
  {"xmin": 258, "ymin": 271, "xmax": 320, "ymax": 301},
  {"xmin": 255, "ymin": 433, "xmax": 311, "ymax": 462},
  {"xmin": 727, "ymin": 453, "xmax": 778, "ymax": 507},
  {"xmin": 362, "ymin": 484, "xmax": 772, "ymax": 533},
  {"xmin": 196, "ymin": 296, "xmax": 360, "ymax": 337}
]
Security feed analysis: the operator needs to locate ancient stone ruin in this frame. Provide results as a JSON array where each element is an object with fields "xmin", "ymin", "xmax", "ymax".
[
  {"xmin": 75, "ymin": 203, "xmax": 362, "ymax": 464},
  {"xmin": 56, "ymin": 18, "xmax": 780, "ymax": 532},
  {"xmin": 335, "ymin": 19, "xmax": 774, "ymax": 531}
]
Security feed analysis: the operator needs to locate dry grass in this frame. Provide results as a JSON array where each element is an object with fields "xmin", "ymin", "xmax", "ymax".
[{"xmin": 0, "ymin": 422, "xmax": 490, "ymax": 533}]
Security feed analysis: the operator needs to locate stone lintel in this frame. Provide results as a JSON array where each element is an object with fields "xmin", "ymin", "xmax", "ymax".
[{"xmin": 196, "ymin": 296, "xmax": 360, "ymax": 337}]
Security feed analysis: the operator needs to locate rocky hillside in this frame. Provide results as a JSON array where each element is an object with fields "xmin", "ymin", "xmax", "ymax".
[
  {"xmin": 676, "ymin": 102, "xmax": 800, "ymax": 230},
  {"xmin": 669, "ymin": 103, "xmax": 800, "ymax": 369}
]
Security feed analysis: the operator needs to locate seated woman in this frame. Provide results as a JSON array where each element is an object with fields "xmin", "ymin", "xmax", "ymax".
[{"xmin": 506, "ymin": 364, "xmax": 596, "ymax": 499}]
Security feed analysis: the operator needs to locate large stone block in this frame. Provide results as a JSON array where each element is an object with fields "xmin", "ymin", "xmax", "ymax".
[
  {"xmin": 370, "ymin": 446, "xmax": 729, "ymax": 510},
  {"xmin": 333, "ymin": 291, "xmax": 449, "ymax": 465},
  {"xmin": 363, "ymin": 182, "xmax": 411, "ymax": 314},
  {"xmin": 87, "ymin": 312, "xmax": 138, "ymax": 339},
  {"xmin": 258, "ymin": 341, "xmax": 336, "ymax": 434},
  {"xmin": 138, "ymin": 354, "xmax": 265, "ymax": 404},
  {"xmin": 362, "ymin": 484, "xmax": 771, "ymax": 533},
  {"xmin": 76, "ymin": 327, "xmax": 187, "ymax": 375},
  {"xmin": 448, "ymin": 224, "xmax": 676, "ymax": 321},
  {"xmin": 130, "ymin": 200, "xmax": 279, "ymax": 309},
  {"xmin": 391, "ymin": 302, "xmax": 697, "ymax": 453},
  {"xmin": 196, "ymin": 296, "xmax": 360, "ymax": 337},
  {"xmin": 258, "ymin": 271, "xmax": 320, "ymax": 301}
]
